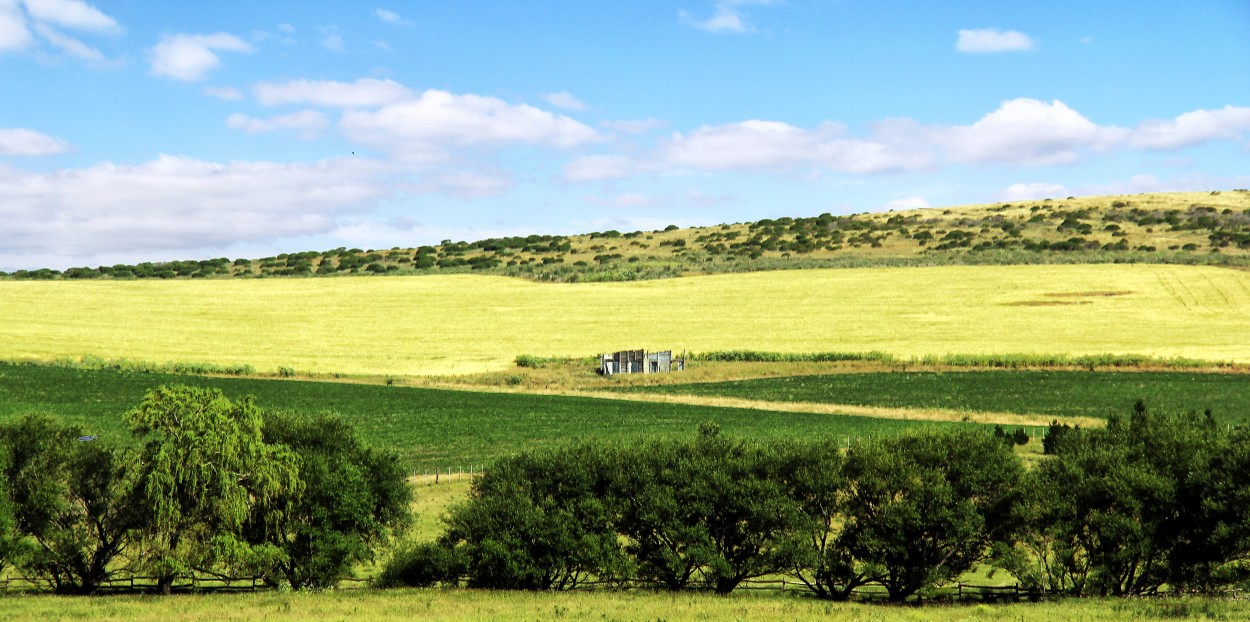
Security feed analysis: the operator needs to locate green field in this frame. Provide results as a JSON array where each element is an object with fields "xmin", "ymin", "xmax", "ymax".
[
  {"xmin": 0, "ymin": 362, "xmax": 957, "ymax": 468},
  {"xmin": 3, "ymin": 263, "xmax": 1250, "ymax": 376},
  {"xmin": 622, "ymin": 370, "xmax": 1250, "ymax": 424},
  {"xmin": 0, "ymin": 588, "xmax": 1243, "ymax": 622}
]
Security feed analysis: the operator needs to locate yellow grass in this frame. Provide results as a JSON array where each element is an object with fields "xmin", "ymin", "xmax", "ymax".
[{"xmin": 2, "ymin": 264, "xmax": 1249, "ymax": 376}]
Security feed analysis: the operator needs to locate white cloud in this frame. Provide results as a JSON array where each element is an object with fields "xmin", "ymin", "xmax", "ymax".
[
  {"xmin": 321, "ymin": 32, "xmax": 345, "ymax": 53},
  {"xmin": 1000, "ymin": 182, "xmax": 1071, "ymax": 202},
  {"xmin": 665, "ymin": 119, "xmax": 929, "ymax": 174},
  {"xmin": 21, "ymin": 0, "xmax": 117, "ymax": 33},
  {"xmin": 603, "ymin": 118, "xmax": 667, "ymax": 133},
  {"xmin": 0, "ymin": 1, "xmax": 35, "ymax": 52},
  {"xmin": 203, "ymin": 85, "xmax": 244, "ymax": 101},
  {"xmin": 276, "ymin": 23, "xmax": 295, "ymax": 34},
  {"xmin": 937, "ymin": 99, "xmax": 1127, "ymax": 166},
  {"xmin": 0, "ymin": 155, "xmax": 394, "ymax": 260},
  {"xmin": 573, "ymin": 99, "xmax": 1250, "ymax": 183},
  {"xmin": 883, "ymin": 197, "xmax": 930, "ymax": 210},
  {"xmin": 374, "ymin": 8, "xmax": 410, "ymax": 26},
  {"xmin": 956, "ymin": 28, "xmax": 1035, "ymax": 53},
  {"xmin": 680, "ymin": 0, "xmax": 776, "ymax": 34},
  {"xmin": 412, "ymin": 170, "xmax": 512, "ymax": 198},
  {"xmin": 226, "ymin": 110, "xmax": 329, "ymax": 139},
  {"xmin": 255, "ymin": 78, "xmax": 413, "ymax": 108},
  {"xmin": 0, "ymin": 127, "xmax": 70, "ymax": 155},
  {"xmin": 340, "ymin": 89, "xmax": 599, "ymax": 163},
  {"xmin": 564, "ymin": 155, "xmax": 642, "ymax": 182},
  {"xmin": 1131, "ymin": 106, "xmax": 1250, "ymax": 150},
  {"xmin": 149, "ymin": 32, "xmax": 252, "ymax": 81},
  {"xmin": 1, "ymin": 0, "xmax": 118, "ymax": 57},
  {"xmin": 32, "ymin": 22, "xmax": 102, "ymax": 61},
  {"xmin": 540, "ymin": 91, "xmax": 586, "ymax": 111}
]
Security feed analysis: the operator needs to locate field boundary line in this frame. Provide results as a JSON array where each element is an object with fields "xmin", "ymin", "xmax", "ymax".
[{"xmin": 522, "ymin": 389, "xmax": 1101, "ymax": 428}]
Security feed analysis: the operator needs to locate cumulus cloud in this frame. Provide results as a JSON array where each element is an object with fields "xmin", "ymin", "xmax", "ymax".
[
  {"xmin": 680, "ymin": 0, "xmax": 776, "ymax": 34},
  {"xmin": 340, "ymin": 89, "xmax": 599, "ymax": 163},
  {"xmin": 226, "ymin": 110, "xmax": 328, "ymax": 139},
  {"xmin": 0, "ymin": 155, "xmax": 393, "ymax": 260},
  {"xmin": 956, "ymin": 28, "xmax": 1035, "ymax": 53},
  {"xmin": 540, "ymin": 91, "xmax": 586, "ymax": 111},
  {"xmin": 0, "ymin": 0, "xmax": 117, "ymax": 58},
  {"xmin": 665, "ymin": 119, "xmax": 930, "ymax": 175},
  {"xmin": 0, "ymin": 1, "xmax": 35, "ymax": 52},
  {"xmin": 1000, "ymin": 182, "xmax": 1071, "ymax": 202},
  {"xmin": 412, "ymin": 170, "xmax": 512, "ymax": 198},
  {"xmin": 374, "ymin": 8, "xmax": 410, "ymax": 26},
  {"xmin": 884, "ymin": 197, "xmax": 930, "ymax": 210},
  {"xmin": 21, "ymin": 0, "xmax": 117, "ymax": 32},
  {"xmin": 255, "ymin": 78, "xmax": 413, "ymax": 108},
  {"xmin": 1131, "ymin": 106, "xmax": 1250, "ymax": 150},
  {"xmin": 0, "ymin": 127, "xmax": 70, "ymax": 155},
  {"xmin": 570, "ymin": 99, "xmax": 1250, "ymax": 183},
  {"xmin": 937, "ymin": 99, "xmax": 1127, "ymax": 166},
  {"xmin": 32, "ymin": 22, "xmax": 102, "ymax": 61},
  {"xmin": 149, "ymin": 32, "xmax": 252, "ymax": 81}
]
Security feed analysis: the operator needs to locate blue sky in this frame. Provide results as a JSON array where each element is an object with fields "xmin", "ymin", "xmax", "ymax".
[{"xmin": 1, "ymin": 0, "xmax": 1248, "ymax": 271}]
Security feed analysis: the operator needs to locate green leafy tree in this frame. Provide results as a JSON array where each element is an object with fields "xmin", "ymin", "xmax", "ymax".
[
  {"xmin": 441, "ymin": 443, "xmax": 628, "ymax": 590},
  {"xmin": 126, "ymin": 385, "xmax": 302, "ymax": 594},
  {"xmin": 616, "ymin": 429, "xmax": 804, "ymax": 594},
  {"xmin": 0, "ymin": 415, "xmax": 143, "ymax": 594},
  {"xmin": 252, "ymin": 413, "xmax": 413, "ymax": 589},
  {"xmin": 774, "ymin": 439, "xmax": 864, "ymax": 600},
  {"xmin": 1026, "ymin": 407, "xmax": 1245, "ymax": 596},
  {"xmin": 840, "ymin": 429, "xmax": 1024, "ymax": 602}
]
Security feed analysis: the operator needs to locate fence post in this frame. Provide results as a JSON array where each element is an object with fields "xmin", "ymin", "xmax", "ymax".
[{"xmin": 958, "ymin": 582, "xmax": 962, "ymax": 601}]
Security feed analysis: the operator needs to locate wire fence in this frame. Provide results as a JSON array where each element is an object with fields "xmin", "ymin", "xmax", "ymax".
[
  {"xmin": 0, "ymin": 574, "xmax": 372, "ymax": 595},
  {"xmin": 411, "ymin": 465, "xmax": 486, "ymax": 485}
]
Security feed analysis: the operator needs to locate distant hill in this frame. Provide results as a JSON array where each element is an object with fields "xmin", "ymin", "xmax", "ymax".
[{"xmin": 5, "ymin": 189, "xmax": 1249, "ymax": 282}]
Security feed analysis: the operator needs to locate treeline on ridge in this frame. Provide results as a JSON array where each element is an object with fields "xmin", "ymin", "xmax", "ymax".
[
  {"xmin": 5, "ymin": 191, "xmax": 1250, "ymax": 283},
  {"xmin": 385, "ymin": 407, "xmax": 1250, "ymax": 600}
]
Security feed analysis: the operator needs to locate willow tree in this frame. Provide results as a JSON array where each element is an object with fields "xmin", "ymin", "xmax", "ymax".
[{"xmin": 126, "ymin": 385, "xmax": 301, "ymax": 594}]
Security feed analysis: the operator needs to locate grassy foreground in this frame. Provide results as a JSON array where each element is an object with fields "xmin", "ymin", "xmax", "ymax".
[
  {"xmin": 2, "ymin": 264, "xmax": 1250, "ymax": 376},
  {"xmin": 1, "ymin": 589, "xmax": 1245, "ymax": 622}
]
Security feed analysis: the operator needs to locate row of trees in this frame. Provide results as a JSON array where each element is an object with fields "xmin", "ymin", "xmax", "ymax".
[
  {"xmin": 387, "ymin": 409, "xmax": 1250, "ymax": 600},
  {"xmin": 0, "ymin": 385, "xmax": 411, "ymax": 594}
]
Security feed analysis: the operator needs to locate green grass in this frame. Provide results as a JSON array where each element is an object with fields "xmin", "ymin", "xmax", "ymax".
[
  {"xmin": 621, "ymin": 370, "xmax": 1250, "ymax": 424},
  {"xmin": 1, "ymin": 589, "xmax": 1246, "ymax": 622},
  {"xmin": 0, "ymin": 362, "xmax": 957, "ymax": 469}
]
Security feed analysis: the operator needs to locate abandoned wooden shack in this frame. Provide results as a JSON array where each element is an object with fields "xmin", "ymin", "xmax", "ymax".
[{"xmin": 599, "ymin": 349, "xmax": 685, "ymax": 375}]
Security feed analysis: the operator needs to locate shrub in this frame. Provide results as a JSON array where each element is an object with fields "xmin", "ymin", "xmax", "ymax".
[{"xmin": 376, "ymin": 542, "xmax": 467, "ymax": 588}]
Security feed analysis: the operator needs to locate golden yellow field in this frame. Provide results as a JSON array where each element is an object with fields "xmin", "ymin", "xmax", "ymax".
[{"xmin": 2, "ymin": 264, "xmax": 1249, "ymax": 376}]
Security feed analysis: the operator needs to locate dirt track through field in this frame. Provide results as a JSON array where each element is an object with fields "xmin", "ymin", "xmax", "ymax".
[{"xmin": 437, "ymin": 384, "xmax": 1103, "ymax": 428}]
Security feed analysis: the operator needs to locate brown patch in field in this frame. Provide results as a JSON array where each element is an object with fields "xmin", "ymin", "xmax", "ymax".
[
  {"xmin": 1043, "ymin": 290, "xmax": 1134, "ymax": 298},
  {"xmin": 1001, "ymin": 300, "xmax": 1094, "ymax": 307}
]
